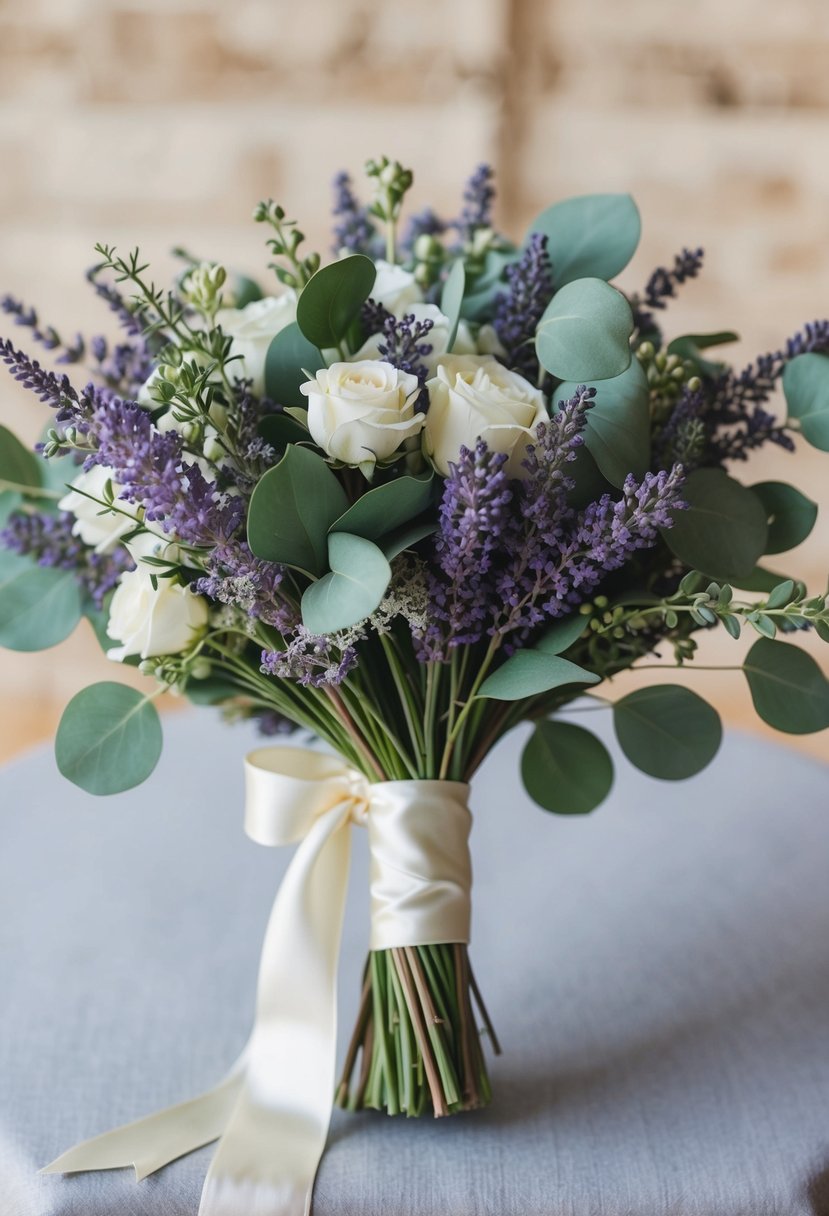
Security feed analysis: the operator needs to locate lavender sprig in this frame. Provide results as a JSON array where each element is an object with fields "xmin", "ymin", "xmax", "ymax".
[
  {"xmin": 262, "ymin": 629, "xmax": 359, "ymax": 687},
  {"xmin": 454, "ymin": 165, "xmax": 495, "ymax": 246},
  {"xmin": 632, "ymin": 247, "xmax": 704, "ymax": 334},
  {"xmin": 377, "ymin": 314, "xmax": 434, "ymax": 385},
  {"xmin": 195, "ymin": 540, "xmax": 293, "ymax": 632},
  {"xmin": 331, "ymin": 171, "xmax": 380, "ymax": 257},
  {"xmin": 1, "ymin": 509, "xmax": 133, "ymax": 607},
  {"xmin": 493, "ymin": 233, "xmax": 554, "ymax": 380}
]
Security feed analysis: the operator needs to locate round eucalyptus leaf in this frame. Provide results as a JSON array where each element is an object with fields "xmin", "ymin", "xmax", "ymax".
[
  {"xmin": 552, "ymin": 358, "xmax": 650, "ymax": 486},
  {"xmin": 0, "ymin": 549, "xmax": 82, "ymax": 651},
  {"xmin": 613, "ymin": 685, "xmax": 722, "ymax": 780},
  {"xmin": 743, "ymin": 638, "xmax": 829, "ymax": 735},
  {"xmin": 264, "ymin": 323, "xmax": 325, "ymax": 407},
  {"xmin": 301, "ymin": 532, "xmax": 391, "ymax": 635},
  {"xmin": 247, "ymin": 444, "xmax": 348, "ymax": 576},
  {"xmin": 295, "ymin": 255, "xmax": 376, "ymax": 349},
  {"xmin": 479, "ymin": 651, "xmax": 599, "ymax": 701},
  {"xmin": 536, "ymin": 278, "xmax": 633, "ymax": 383},
  {"xmin": 0, "ymin": 424, "xmax": 41, "ymax": 492},
  {"xmin": 527, "ymin": 193, "xmax": 641, "ymax": 288},
  {"xmin": 662, "ymin": 468, "xmax": 768, "ymax": 582},
  {"xmin": 535, "ymin": 612, "xmax": 590, "ymax": 656},
  {"xmin": 55, "ymin": 682, "xmax": 163, "ymax": 795},
  {"xmin": 782, "ymin": 353, "xmax": 829, "ymax": 451},
  {"xmin": 751, "ymin": 480, "xmax": 818, "ymax": 555},
  {"xmin": 521, "ymin": 720, "xmax": 614, "ymax": 815}
]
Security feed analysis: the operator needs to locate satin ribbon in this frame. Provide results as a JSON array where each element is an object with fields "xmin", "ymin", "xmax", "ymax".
[{"xmin": 42, "ymin": 746, "xmax": 473, "ymax": 1216}]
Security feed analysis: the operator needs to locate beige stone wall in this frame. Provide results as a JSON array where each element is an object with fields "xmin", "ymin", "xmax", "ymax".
[{"xmin": 1, "ymin": 0, "xmax": 828, "ymax": 761}]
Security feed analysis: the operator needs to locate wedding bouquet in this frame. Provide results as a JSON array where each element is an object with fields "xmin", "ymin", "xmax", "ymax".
[{"xmin": 2, "ymin": 158, "xmax": 829, "ymax": 1211}]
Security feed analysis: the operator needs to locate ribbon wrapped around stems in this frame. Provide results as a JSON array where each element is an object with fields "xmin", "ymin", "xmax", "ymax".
[{"xmin": 42, "ymin": 746, "xmax": 473, "ymax": 1216}]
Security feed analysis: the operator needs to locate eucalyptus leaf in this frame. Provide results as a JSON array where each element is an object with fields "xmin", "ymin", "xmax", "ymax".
[
  {"xmin": 536, "ymin": 278, "xmax": 633, "ymax": 383},
  {"xmin": 301, "ymin": 532, "xmax": 391, "ymax": 635},
  {"xmin": 564, "ymin": 443, "xmax": 612, "ymax": 508},
  {"xmin": 479, "ymin": 651, "xmax": 599, "ymax": 701},
  {"xmin": 55, "ymin": 682, "xmax": 163, "ymax": 795},
  {"xmin": 535, "ymin": 613, "xmax": 590, "ymax": 656},
  {"xmin": 186, "ymin": 675, "xmax": 243, "ymax": 706},
  {"xmin": 332, "ymin": 472, "xmax": 434, "ymax": 542},
  {"xmin": 667, "ymin": 332, "xmax": 739, "ymax": 378},
  {"xmin": 295, "ymin": 255, "xmax": 376, "ymax": 349},
  {"xmin": 0, "ymin": 549, "xmax": 82, "ymax": 651},
  {"xmin": 247, "ymin": 445, "xmax": 348, "ymax": 576},
  {"xmin": 662, "ymin": 468, "xmax": 768, "ymax": 582},
  {"xmin": 528, "ymin": 194, "xmax": 641, "ymax": 288},
  {"xmin": 381, "ymin": 521, "xmax": 436, "ymax": 560},
  {"xmin": 521, "ymin": 720, "xmax": 614, "ymax": 815},
  {"xmin": 460, "ymin": 248, "xmax": 518, "ymax": 321},
  {"xmin": 730, "ymin": 566, "xmax": 791, "ymax": 594},
  {"xmin": 258, "ymin": 411, "xmax": 311, "ymax": 451},
  {"xmin": 0, "ymin": 424, "xmax": 41, "ymax": 492},
  {"xmin": 0, "ymin": 490, "xmax": 22, "ymax": 529},
  {"xmin": 440, "ymin": 260, "xmax": 465, "ymax": 353},
  {"xmin": 264, "ymin": 322, "xmax": 325, "ymax": 407},
  {"xmin": 233, "ymin": 275, "xmax": 263, "ymax": 308},
  {"xmin": 613, "ymin": 685, "xmax": 722, "ymax": 780},
  {"xmin": 743, "ymin": 638, "xmax": 829, "ymax": 734},
  {"xmin": 751, "ymin": 481, "xmax": 818, "ymax": 554},
  {"xmin": 782, "ymin": 353, "xmax": 829, "ymax": 451},
  {"xmin": 552, "ymin": 358, "xmax": 650, "ymax": 485}
]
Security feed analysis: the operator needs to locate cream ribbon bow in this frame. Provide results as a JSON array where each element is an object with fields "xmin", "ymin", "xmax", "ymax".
[{"xmin": 42, "ymin": 746, "xmax": 473, "ymax": 1216}]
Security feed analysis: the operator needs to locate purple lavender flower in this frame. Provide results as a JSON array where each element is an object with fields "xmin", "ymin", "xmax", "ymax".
[
  {"xmin": 454, "ymin": 165, "xmax": 495, "ymax": 246},
  {"xmin": 86, "ymin": 264, "xmax": 149, "ymax": 339},
  {"xmin": 1, "ymin": 509, "xmax": 133, "ymax": 607},
  {"xmin": 261, "ymin": 629, "xmax": 359, "ymax": 687},
  {"xmin": 360, "ymin": 297, "xmax": 393, "ymax": 338},
  {"xmin": 493, "ymin": 233, "xmax": 553, "ymax": 380},
  {"xmin": 195, "ymin": 540, "xmax": 293, "ymax": 631},
  {"xmin": 331, "ymin": 171, "xmax": 379, "ymax": 256},
  {"xmin": 377, "ymin": 313, "xmax": 434, "ymax": 385},
  {"xmin": 633, "ymin": 247, "xmax": 704, "ymax": 333},
  {"xmin": 400, "ymin": 207, "xmax": 448, "ymax": 254}
]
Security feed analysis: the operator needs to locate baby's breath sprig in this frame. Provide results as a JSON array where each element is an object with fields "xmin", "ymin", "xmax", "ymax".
[{"xmin": 254, "ymin": 201, "xmax": 320, "ymax": 290}]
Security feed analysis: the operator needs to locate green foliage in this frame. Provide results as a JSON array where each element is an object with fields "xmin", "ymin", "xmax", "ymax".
[
  {"xmin": 613, "ymin": 686, "xmax": 722, "ymax": 780},
  {"xmin": 521, "ymin": 720, "xmax": 614, "ymax": 814},
  {"xmin": 331, "ymin": 472, "xmax": 434, "ymax": 543},
  {"xmin": 301, "ymin": 532, "xmax": 391, "ymax": 635},
  {"xmin": 0, "ymin": 425, "xmax": 41, "ymax": 493},
  {"xmin": 479, "ymin": 651, "xmax": 599, "ymax": 701},
  {"xmin": 536, "ymin": 278, "xmax": 633, "ymax": 383},
  {"xmin": 552, "ymin": 358, "xmax": 650, "ymax": 486},
  {"xmin": 295, "ymin": 255, "xmax": 376, "ymax": 349},
  {"xmin": 247, "ymin": 444, "xmax": 349, "ymax": 576},
  {"xmin": 55, "ymin": 682, "xmax": 163, "ymax": 795},
  {"xmin": 535, "ymin": 613, "xmax": 590, "ymax": 655},
  {"xmin": 460, "ymin": 248, "xmax": 518, "ymax": 322},
  {"xmin": 380, "ymin": 521, "xmax": 436, "ymax": 560},
  {"xmin": 258, "ymin": 410, "xmax": 311, "ymax": 451},
  {"xmin": 263, "ymin": 323, "xmax": 325, "ymax": 407},
  {"xmin": 0, "ymin": 549, "xmax": 82, "ymax": 651},
  {"xmin": 666, "ymin": 331, "xmax": 739, "ymax": 378},
  {"xmin": 751, "ymin": 481, "xmax": 818, "ymax": 554},
  {"xmin": 743, "ymin": 638, "xmax": 829, "ymax": 734},
  {"xmin": 254, "ymin": 200, "xmax": 321, "ymax": 289},
  {"xmin": 782, "ymin": 353, "xmax": 829, "ymax": 451},
  {"xmin": 185, "ymin": 674, "xmax": 243, "ymax": 706},
  {"xmin": 662, "ymin": 468, "xmax": 768, "ymax": 581},
  {"xmin": 527, "ymin": 194, "xmax": 641, "ymax": 288},
  {"xmin": 439, "ymin": 260, "xmax": 466, "ymax": 353}
]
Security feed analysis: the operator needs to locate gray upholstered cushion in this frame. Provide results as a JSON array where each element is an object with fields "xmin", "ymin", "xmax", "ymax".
[{"xmin": 2, "ymin": 711, "xmax": 829, "ymax": 1215}]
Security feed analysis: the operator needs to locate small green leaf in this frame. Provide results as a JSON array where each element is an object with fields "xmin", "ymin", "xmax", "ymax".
[
  {"xmin": 528, "ymin": 194, "xmax": 641, "ymax": 288},
  {"xmin": 552, "ymin": 358, "xmax": 650, "ymax": 485},
  {"xmin": 783, "ymin": 353, "xmax": 829, "ymax": 451},
  {"xmin": 535, "ymin": 613, "xmax": 589, "ymax": 656},
  {"xmin": 380, "ymin": 520, "xmax": 436, "ymax": 560},
  {"xmin": 295, "ymin": 255, "xmax": 376, "ymax": 349},
  {"xmin": 263, "ymin": 322, "xmax": 325, "ymax": 407},
  {"xmin": 521, "ymin": 720, "xmax": 614, "ymax": 814},
  {"xmin": 301, "ymin": 532, "xmax": 391, "ymax": 635},
  {"xmin": 536, "ymin": 278, "xmax": 633, "ymax": 383},
  {"xmin": 751, "ymin": 480, "xmax": 818, "ymax": 554},
  {"xmin": 460, "ymin": 247, "xmax": 519, "ymax": 322},
  {"xmin": 258, "ymin": 411, "xmax": 311, "ymax": 451},
  {"xmin": 663, "ymin": 468, "xmax": 768, "ymax": 582},
  {"xmin": 743, "ymin": 637, "xmax": 829, "ymax": 734},
  {"xmin": 765, "ymin": 579, "xmax": 795, "ymax": 610},
  {"xmin": 479, "ymin": 651, "xmax": 599, "ymax": 701},
  {"xmin": 331, "ymin": 472, "xmax": 434, "ymax": 542},
  {"xmin": 55, "ymin": 682, "xmax": 163, "ymax": 795},
  {"xmin": 613, "ymin": 685, "xmax": 723, "ymax": 780},
  {"xmin": 667, "ymin": 332, "xmax": 739, "ymax": 378},
  {"xmin": 0, "ymin": 424, "xmax": 41, "ymax": 492},
  {"xmin": 439, "ymin": 260, "xmax": 465, "ymax": 353},
  {"xmin": 0, "ymin": 549, "xmax": 82, "ymax": 651},
  {"xmin": 247, "ymin": 445, "xmax": 348, "ymax": 576}
]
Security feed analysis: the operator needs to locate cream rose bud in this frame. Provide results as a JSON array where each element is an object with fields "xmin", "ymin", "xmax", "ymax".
[
  {"xmin": 300, "ymin": 360, "xmax": 425, "ymax": 469},
  {"xmin": 106, "ymin": 567, "xmax": 208, "ymax": 662},
  {"xmin": 424, "ymin": 355, "xmax": 548, "ymax": 479},
  {"xmin": 214, "ymin": 292, "xmax": 297, "ymax": 395},
  {"xmin": 58, "ymin": 464, "xmax": 138, "ymax": 553},
  {"xmin": 369, "ymin": 260, "xmax": 423, "ymax": 314}
]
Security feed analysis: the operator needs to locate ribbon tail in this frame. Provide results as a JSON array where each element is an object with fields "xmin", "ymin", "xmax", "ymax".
[
  {"xmin": 199, "ymin": 801, "xmax": 354, "ymax": 1216},
  {"xmin": 41, "ymin": 1070, "xmax": 243, "ymax": 1181}
]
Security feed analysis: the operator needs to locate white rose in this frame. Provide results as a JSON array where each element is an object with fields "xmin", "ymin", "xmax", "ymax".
[
  {"xmin": 58, "ymin": 464, "xmax": 139, "ymax": 553},
  {"xmin": 352, "ymin": 302, "xmax": 477, "ymax": 369},
  {"xmin": 424, "ymin": 355, "xmax": 548, "ymax": 479},
  {"xmin": 106, "ymin": 567, "xmax": 208, "ymax": 661},
  {"xmin": 299, "ymin": 360, "xmax": 424, "ymax": 470},
  {"xmin": 215, "ymin": 292, "xmax": 297, "ymax": 394},
  {"xmin": 369, "ymin": 260, "xmax": 423, "ymax": 314},
  {"xmin": 476, "ymin": 323, "xmax": 508, "ymax": 359}
]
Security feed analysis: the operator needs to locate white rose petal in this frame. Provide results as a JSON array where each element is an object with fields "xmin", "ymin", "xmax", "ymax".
[
  {"xmin": 299, "ymin": 360, "xmax": 425, "ymax": 471},
  {"xmin": 369, "ymin": 260, "xmax": 423, "ymax": 314},
  {"xmin": 58, "ymin": 464, "xmax": 139, "ymax": 553},
  {"xmin": 424, "ymin": 355, "xmax": 548, "ymax": 479},
  {"xmin": 106, "ymin": 567, "xmax": 208, "ymax": 661},
  {"xmin": 215, "ymin": 292, "xmax": 297, "ymax": 395}
]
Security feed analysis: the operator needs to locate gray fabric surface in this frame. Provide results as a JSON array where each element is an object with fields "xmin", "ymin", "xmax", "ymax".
[{"xmin": 2, "ymin": 710, "xmax": 829, "ymax": 1216}]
